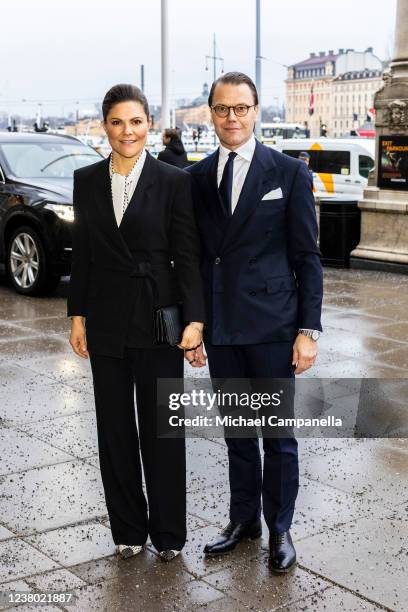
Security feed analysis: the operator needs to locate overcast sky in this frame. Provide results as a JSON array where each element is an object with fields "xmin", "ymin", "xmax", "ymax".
[{"xmin": 0, "ymin": 0, "xmax": 397, "ymax": 117}]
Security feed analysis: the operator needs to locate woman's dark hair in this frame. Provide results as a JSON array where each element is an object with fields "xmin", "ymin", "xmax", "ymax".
[
  {"xmin": 102, "ymin": 84, "xmax": 150, "ymax": 121},
  {"xmin": 208, "ymin": 72, "xmax": 259, "ymax": 107}
]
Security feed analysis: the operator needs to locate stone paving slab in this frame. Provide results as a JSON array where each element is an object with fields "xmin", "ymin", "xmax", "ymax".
[
  {"xmin": 0, "ymin": 580, "xmax": 34, "ymax": 612},
  {"xmin": 70, "ymin": 573, "xmax": 224, "ymax": 612},
  {"xmin": 289, "ymin": 478, "xmax": 391, "ymax": 542},
  {"xmin": 25, "ymin": 567, "xmax": 87, "ymax": 592},
  {"xmin": 21, "ymin": 354, "xmax": 92, "ymax": 385},
  {"xmin": 68, "ymin": 549, "xmax": 163, "ymax": 585},
  {"xmin": 301, "ymin": 444, "xmax": 408, "ymax": 506},
  {"xmin": 0, "ymin": 526, "xmax": 14, "ymax": 542},
  {"xmin": 0, "ymin": 337, "xmax": 69, "ymax": 364},
  {"xmin": 203, "ymin": 562, "xmax": 331, "ymax": 611},
  {"xmin": 307, "ymin": 358, "xmax": 405, "ymax": 379},
  {"xmin": 26, "ymin": 521, "xmax": 115, "ymax": 566},
  {"xmin": 186, "ymin": 438, "xmax": 229, "ymax": 493},
  {"xmin": 296, "ymin": 511, "xmax": 408, "ymax": 611},
  {"xmin": 0, "ymin": 539, "xmax": 59, "ymax": 582},
  {"xmin": 0, "ymin": 461, "xmax": 105, "ymax": 535},
  {"xmin": 16, "ymin": 317, "xmax": 71, "ymax": 336},
  {"xmin": 0, "ymin": 426, "xmax": 73, "ymax": 475},
  {"xmin": 0, "ymin": 365, "xmax": 94, "ymax": 425},
  {"xmin": 278, "ymin": 584, "xmax": 384, "ymax": 611},
  {"xmin": 0, "ymin": 323, "xmax": 39, "ymax": 342},
  {"xmin": 187, "ymin": 482, "xmax": 230, "ymax": 528},
  {"xmin": 20, "ymin": 412, "xmax": 98, "ymax": 459}
]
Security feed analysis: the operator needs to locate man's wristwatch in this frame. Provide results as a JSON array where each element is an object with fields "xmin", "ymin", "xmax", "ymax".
[{"xmin": 298, "ymin": 328, "xmax": 320, "ymax": 341}]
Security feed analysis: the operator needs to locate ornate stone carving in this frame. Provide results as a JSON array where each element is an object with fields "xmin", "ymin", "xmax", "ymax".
[
  {"xmin": 377, "ymin": 69, "xmax": 392, "ymax": 92},
  {"xmin": 384, "ymin": 99, "xmax": 408, "ymax": 129}
]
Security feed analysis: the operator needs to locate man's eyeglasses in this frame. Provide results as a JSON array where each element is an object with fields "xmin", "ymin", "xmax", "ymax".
[{"xmin": 211, "ymin": 104, "xmax": 257, "ymax": 118}]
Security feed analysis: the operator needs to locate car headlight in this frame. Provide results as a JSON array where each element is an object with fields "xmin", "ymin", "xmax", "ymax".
[{"xmin": 44, "ymin": 203, "xmax": 74, "ymax": 222}]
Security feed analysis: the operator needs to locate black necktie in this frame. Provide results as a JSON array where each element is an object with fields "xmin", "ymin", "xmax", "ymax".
[{"xmin": 219, "ymin": 151, "xmax": 237, "ymax": 216}]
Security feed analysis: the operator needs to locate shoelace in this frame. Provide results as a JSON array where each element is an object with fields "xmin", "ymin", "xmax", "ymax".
[{"xmin": 271, "ymin": 533, "xmax": 285, "ymax": 545}]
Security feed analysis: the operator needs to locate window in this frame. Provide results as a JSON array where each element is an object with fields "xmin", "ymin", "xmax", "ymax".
[
  {"xmin": 359, "ymin": 155, "xmax": 374, "ymax": 178},
  {"xmin": 0, "ymin": 142, "xmax": 100, "ymax": 178},
  {"xmin": 283, "ymin": 150, "xmax": 351, "ymax": 175}
]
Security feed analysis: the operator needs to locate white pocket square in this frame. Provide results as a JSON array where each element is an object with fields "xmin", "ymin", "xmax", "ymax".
[{"xmin": 262, "ymin": 187, "xmax": 283, "ymax": 200}]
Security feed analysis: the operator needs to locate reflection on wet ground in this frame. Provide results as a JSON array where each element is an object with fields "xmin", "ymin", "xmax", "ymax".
[{"xmin": 0, "ymin": 269, "xmax": 407, "ymax": 611}]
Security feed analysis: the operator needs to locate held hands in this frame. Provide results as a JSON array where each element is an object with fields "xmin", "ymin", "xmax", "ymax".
[
  {"xmin": 177, "ymin": 322, "xmax": 203, "ymax": 351},
  {"xmin": 292, "ymin": 333, "xmax": 317, "ymax": 374},
  {"xmin": 185, "ymin": 343, "xmax": 207, "ymax": 368},
  {"xmin": 69, "ymin": 316, "xmax": 89, "ymax": 359}
]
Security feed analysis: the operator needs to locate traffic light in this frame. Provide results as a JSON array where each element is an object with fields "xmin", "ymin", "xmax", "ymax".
[{"xmin": 320, "ymin": 123, "xmax": 327, "ymax": 137}]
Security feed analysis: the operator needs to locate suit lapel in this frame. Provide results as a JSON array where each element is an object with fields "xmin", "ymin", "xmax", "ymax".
[
  {"xmin": 119, "ymin": 151, "xmax": 156, "ymax": 228},
  {"xmin": 92, "ymin": 152, "xmax": 155, "ymax": 261},
  {"xmin": 199, "ymin": 150, "xmax": 229, "ymax": 225},
  {"xmin": 219, "ymin": 141, "xmax": 279, "ymax": 251}
]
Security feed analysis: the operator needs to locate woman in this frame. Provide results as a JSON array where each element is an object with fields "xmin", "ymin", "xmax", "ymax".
[
  {"xmin": 157, "ymin": 128, "xmax": 189, "ymax": 168},
  {"xmin": 68, "ymin": 84, "xmax": 205, "ymax": 562}
]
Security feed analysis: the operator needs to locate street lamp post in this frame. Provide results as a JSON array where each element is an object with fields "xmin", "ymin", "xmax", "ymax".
[
  {"xmin": 205, "ymin": 34, "xmax": 224, "ymax": 146},
  {"xmin": 255, "ymin": 0, "xmax": 262, "ymax": 139},
  {"xmin": 161, "ymin": 0, "xmax": 170, "ymax": 130}
]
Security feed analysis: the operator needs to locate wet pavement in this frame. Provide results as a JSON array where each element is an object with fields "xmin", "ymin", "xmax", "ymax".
[{"xmin": 0, "ymin": 268, "xmax": 407, "ymax": 611}]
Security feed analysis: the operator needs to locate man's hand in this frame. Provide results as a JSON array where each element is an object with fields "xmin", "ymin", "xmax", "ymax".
[
  {"xmin": 69, "ymin": 316, "xmax": 89, "ymax": 359},
  {"xmin": 292, "ymin": 334, "xmax": 317, "ymax": 374},
  {"xmin": 185, "ymin": 343, "xmax": 207, "ymax": 367}
]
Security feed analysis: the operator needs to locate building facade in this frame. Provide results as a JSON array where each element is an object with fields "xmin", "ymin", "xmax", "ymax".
[
  {"xmin": 332, "ymin": 70, "xmax": 382, "ymax": 137},
  {"xmin": 285, "ymin": 48, "xmax": 384, "ymax": 137}
]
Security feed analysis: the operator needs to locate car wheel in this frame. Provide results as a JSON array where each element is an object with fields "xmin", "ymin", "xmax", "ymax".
[{"xmin": 7, "ymin": 226, "xmax": 60, "ymax": 296}]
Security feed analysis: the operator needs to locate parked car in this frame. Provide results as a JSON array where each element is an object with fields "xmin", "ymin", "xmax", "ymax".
[
  {"xmin": 0, "ymin": 132, "xmax": 102, "ymax": 295},
  {"xmin": 271, "ymin": 138, "xmax": 375, "ymax": 200}
]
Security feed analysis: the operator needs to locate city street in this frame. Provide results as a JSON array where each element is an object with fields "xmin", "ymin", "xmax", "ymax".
[{"xmin": 0, "ymin": 267, "xmax": 407, "ymax": 611}]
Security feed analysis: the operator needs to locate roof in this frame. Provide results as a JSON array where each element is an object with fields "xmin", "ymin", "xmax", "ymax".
[
  {"xmin": 292, "ymin": 53, "xmax": 339, "ymax": 68},
  {"xmin": 0, "ymin": 131, "xmax": 81, "ymax": 144},
  {"xmin": 333, "ymin": 69, "xmax": 382, "ymax": 81}
]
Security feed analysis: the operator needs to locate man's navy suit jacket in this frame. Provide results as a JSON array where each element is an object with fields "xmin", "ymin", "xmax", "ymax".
[{"xmin": 187, "ymin": 140, "xmax": 323, "ymax": 345}]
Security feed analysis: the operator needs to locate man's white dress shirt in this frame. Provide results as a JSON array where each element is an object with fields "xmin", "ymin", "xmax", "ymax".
[
  {"xmin": 109, "ymin": 149, "xmax": 147, "ymax": 226},
  {"xmin": 217, "ymin": 135, "xmax": 256, "ymax": 214}
]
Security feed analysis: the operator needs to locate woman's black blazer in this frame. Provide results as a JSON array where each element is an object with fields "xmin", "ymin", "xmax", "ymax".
[{"xmin": 67, "ymin": 152, "xmax": 206, "ymax": 357}]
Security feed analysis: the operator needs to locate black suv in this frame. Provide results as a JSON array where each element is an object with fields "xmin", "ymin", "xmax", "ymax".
[{"xmin": 0, "ymin": 132, "xmax": 102, "ymax": 295}]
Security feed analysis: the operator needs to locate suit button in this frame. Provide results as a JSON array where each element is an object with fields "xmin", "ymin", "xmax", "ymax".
[
  {"xmin": 249, "ymin": 258, "xmax": 257, "ymax": 265},
  {"xmin": 215, "ymin": 257, "xmax": 221, "ymax": 265},
  {"xmin": 249, "ymin": 291, "xmax": 257, "ymax": 296}
]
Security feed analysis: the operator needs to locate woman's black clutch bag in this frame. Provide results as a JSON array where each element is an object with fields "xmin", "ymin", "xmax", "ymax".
[{"xmin": 154, "ymin": 304, "xmax": 183, "ymax": 346}]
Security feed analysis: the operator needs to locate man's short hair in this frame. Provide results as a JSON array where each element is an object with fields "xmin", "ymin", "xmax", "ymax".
[
  {"xmin": 208, "ymin": 72, "xmax": 259, "ymax": 107},
  {"xmin": 299, "ymin": 151, "xmax": 310, "ymax": 160}
]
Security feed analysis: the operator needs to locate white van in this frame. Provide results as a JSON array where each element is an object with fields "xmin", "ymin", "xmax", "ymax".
[{"xmin": 272, "ymin": 138, "xmax": 375, "ymax": 199}]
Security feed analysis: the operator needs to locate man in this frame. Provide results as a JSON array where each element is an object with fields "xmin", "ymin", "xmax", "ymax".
[
  {"xmin": 298, "ymin": 151, "xmax": 311, "ymax": 166},
  {"xmin": 186, "ymin": 72, "xmax": 323, "ymax": 573},
  {"xmin": 298, "ymin": 151, "xmax": 314, "ymax": 190}
]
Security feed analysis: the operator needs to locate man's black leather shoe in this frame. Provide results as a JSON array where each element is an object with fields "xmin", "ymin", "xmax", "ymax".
[
  {"xmin": 268, "ymin": 530, "xmax": 296, "ymax": 573},
  {"xmin": 204, "ymin": 520, "xmax": 262, "ymax": 555}
]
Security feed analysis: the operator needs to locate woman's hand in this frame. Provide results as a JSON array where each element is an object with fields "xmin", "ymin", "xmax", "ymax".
[
  {"xmin": 177, "ymin": 322, "xmax": 203, "ymax": 351},
  {"xmin": 69, "ymin": 316, "xmax": 89, "ymax": 359}
]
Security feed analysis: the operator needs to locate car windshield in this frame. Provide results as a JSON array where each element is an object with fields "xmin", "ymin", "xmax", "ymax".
[{"xmin": 0, "ymin": 141, "xmax": 101, "ymax": 178}]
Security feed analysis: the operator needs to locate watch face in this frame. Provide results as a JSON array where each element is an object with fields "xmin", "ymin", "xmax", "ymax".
[{"xmin": 312, "ymin": 330, "xmax": 320, "ymax": 341}]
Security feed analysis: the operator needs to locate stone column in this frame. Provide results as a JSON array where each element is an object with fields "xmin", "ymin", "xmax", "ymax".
[
  {"xmin": 350, "ymin": 0, "xmax": 408, "ymax": 272},
  {"xmin": 392, "ymin": 0, "xmax": 408, "ymax": 76}
]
